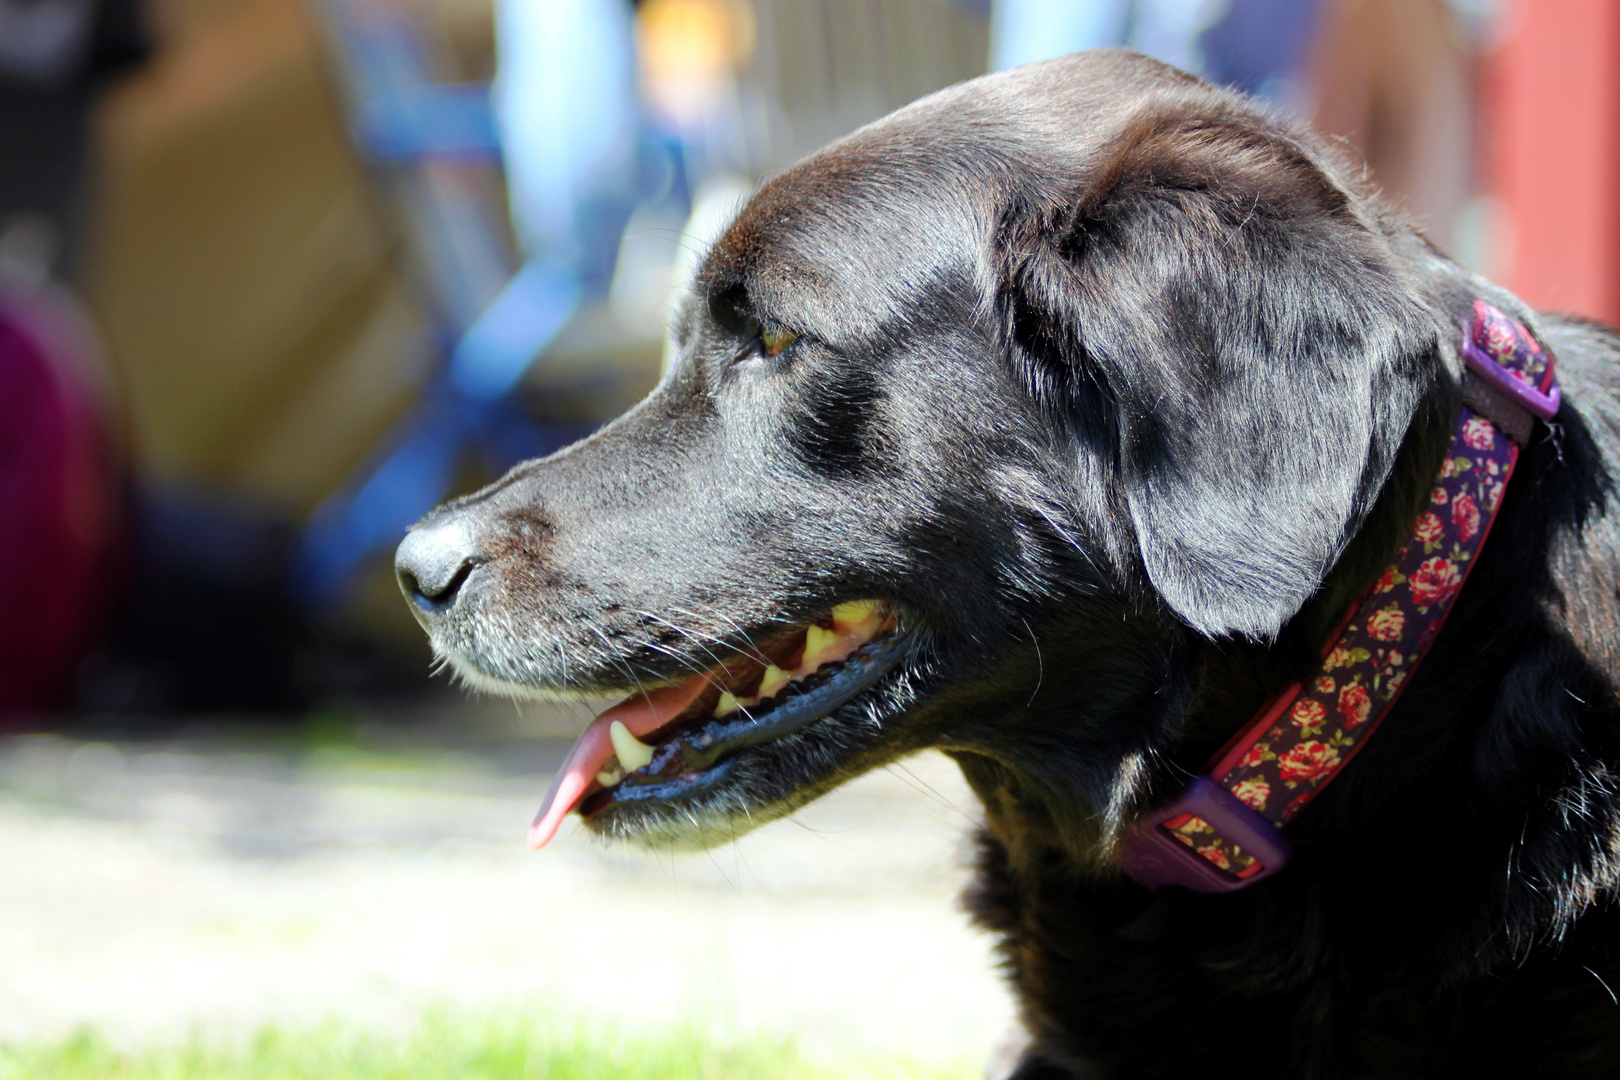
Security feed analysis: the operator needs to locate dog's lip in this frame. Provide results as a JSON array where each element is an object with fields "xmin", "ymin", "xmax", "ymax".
[
  {"xmin": 526, "ymin": 604, "xmax": 901, "ymax": 848},
  {"xmin": 579, "ymin": 629, "xmax": 908, "ymax": 818}
]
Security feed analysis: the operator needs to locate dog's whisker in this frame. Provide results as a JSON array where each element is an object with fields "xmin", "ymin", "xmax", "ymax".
[
  {"xmin": 582, "ymin": 626, "xmax": 655, "ymax": 706},
  {"xmin": 638, "ymin": 639, "xmax": 733, "ymax": 697},
  {"xmin": 887, "ymin": 762, "xmax": 981, "ymax": 827},
  {"xmin": 631, "ymin": 609, "xmax": 741, "ymax": 674},
  {"xmin": 669, "ymin": 604, "xmax": 773, "ymax": 667}
]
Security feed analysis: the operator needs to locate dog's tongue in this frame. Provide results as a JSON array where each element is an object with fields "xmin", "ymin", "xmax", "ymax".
[{"xmin": 527, "ymin": 675, "xmax": 708, "ymax": 850}]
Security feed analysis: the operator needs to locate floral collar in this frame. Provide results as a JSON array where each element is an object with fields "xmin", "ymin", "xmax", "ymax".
[{"xmin": 1118, "ymin": 301, "xmax": 1562, "ymax": 892}]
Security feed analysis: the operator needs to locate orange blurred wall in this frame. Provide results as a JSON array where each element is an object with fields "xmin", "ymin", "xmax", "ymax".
[{"xmin": 1481, "ymin": 0, "xmax": 1620, "ymax": 324}]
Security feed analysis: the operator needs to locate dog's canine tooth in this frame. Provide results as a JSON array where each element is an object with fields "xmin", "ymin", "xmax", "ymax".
[
  {"xmin": 595, "ymin": 766, "xmax": 624, "ymax": 787},
  {"xmin": 757, "ymin": 664, "xmax": 791, "ymax": 700},
  {"xmin": 831, "ymin": 600, "xmax": 880, "ymax": 633},
  {"xmin": 608, "ymin": 720, "xmax": 655, "ymax": 771},
  {"xmin": 714, "ymin": 690, "xmax": 741, "ymax": 717},
  {"xmin": 800, "ymin": 624, "xmax": 842, "ymax": 673}
]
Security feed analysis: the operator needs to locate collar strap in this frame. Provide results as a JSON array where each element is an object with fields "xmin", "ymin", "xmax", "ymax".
[{"xmin": 1118, "ymin": 301, "xmax": 1559, "ymax": 892}]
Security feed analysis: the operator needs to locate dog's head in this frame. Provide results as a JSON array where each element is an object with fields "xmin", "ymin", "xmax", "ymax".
[{"xmin": 396, "ymin": 51, "xmax": 1452, "ymax": 852}]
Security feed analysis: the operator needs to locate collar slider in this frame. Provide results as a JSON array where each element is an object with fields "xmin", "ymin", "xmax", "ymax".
[{"xmin": 1117, "ymin": 775, "xmax": 1292, "ymax": 892}]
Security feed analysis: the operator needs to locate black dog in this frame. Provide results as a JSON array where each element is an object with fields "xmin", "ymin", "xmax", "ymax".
[{"xmin": 395, "ymin": 51, "xmax": 1620, "ymax": 1078}]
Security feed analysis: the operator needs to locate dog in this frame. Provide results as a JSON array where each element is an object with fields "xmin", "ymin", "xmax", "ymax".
[{"xmin": 394, "ymin": 50, "xmax": 1620, "ymax": 1078}]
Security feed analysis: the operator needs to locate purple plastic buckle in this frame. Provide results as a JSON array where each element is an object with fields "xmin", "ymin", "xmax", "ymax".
[
  {"xmin": 1461, "ymin": 337, "xmax": 1560, "ymax": 421},
  {"xmin": 1116, "ymin": 775, "xmax": 1293, "ymax": 892}
]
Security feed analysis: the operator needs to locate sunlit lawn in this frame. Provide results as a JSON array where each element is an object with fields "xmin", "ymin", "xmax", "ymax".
[{"xmin": 0, "ymin": 1012, "xmax": 975, "ymax": 1080}]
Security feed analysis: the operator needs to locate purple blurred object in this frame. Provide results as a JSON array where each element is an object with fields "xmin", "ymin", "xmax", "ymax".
[
  {"xmin": 0, "ymin": 288, "xmax": 119, "ymax": 721},
  {"xmin": 992, "ymin": 0, "xmax": 1326, "ymax": 109},
  {"xmin": 1197, "ymin": 0, "xmax": 1325, "ymax": 102}
]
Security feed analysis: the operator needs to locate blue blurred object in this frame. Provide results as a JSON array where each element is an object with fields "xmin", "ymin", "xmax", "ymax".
[
  {"xmin": 300, "ymin": 388, "xmax": 471, "ymax": 603},
  {"xmin": 495, "ymin": 0, "xmax": 639, "ymax": 282},
  {"xmin": 325, "ymin": 0, "xmax": 500, "ymax": 165},
  {"xmin": 355, "ymin": 84, "xmax": 499, "ymax": 161},
  {"xmin": 449, "ymin": 260, "xmax": 584, "ymax": 402},
  {"xmin": 299, "ymin": 0, "xmax": 645, "ymax": 604},
  {"xmin": 991, "ymin": 0, "xmax": 1326, "ymax": 108},
  {"xmin": 991, "ymin": 0, "xmax": 1131, "ymax": 68}
]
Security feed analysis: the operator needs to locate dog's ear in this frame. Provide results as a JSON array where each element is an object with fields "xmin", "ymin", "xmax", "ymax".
[{"xmin": 1003, "ymin": 108, "xmax": 1436, "ymax": 639}]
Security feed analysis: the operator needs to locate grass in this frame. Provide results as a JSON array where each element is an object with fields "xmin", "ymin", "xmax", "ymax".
[{"xmin": 0, "ymin": 1012, "xmax": 973, "ymax": 1080}]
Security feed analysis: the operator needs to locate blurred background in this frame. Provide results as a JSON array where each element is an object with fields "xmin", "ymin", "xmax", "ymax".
[{"xmin": 1, "ymin": 0, "xmax": 1616, "ymax": 1074}]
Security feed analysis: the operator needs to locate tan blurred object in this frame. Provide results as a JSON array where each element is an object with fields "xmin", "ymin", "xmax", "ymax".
[
  {"xmin": 86, "ymin": 0, "xmax": 432, "ymax": 515},
  {"xmin": 419, "ymin": 0, "xmax": 496, "ymax": 82},
  {"xmin": 751, "ymin": 0, "xmax": 989, "ymax": 171},
  {"xmin": 1308, "ymin": 0, "xmax": 1475, "ymax": 257},
  {"xmin": 638, "ymin": 0, "xmax": 756, "ymax": 127}
]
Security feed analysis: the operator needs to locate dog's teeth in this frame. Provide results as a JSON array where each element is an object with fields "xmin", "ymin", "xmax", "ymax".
[
  {"xmin": 800, "ymin": 621, "xmax": 848, "ymax": 670},
  {"xmin": 714, "ymin": 691, "xmax": 741, "ymax": 717},
  {"xmin": 832, "ymin": 600, "xmax": 880, "ymax": 633},
  {"xmin": 801, "ymin": 624, "xmax": 841, "ymax": 672},
  {"xmin": 595, "ymin": 766, "xmax": 624, "ymax": 786},
  {"xmin": 757, "ymin": 664, "xmax": 791, "ymax": 700},
  {"xmin": 608, "ymin": 720, "xmax": 655, "ymax": 771}
]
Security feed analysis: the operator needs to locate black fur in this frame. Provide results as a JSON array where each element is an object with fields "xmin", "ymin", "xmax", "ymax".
[{"xmin": 400, "ymin": 51, "xmax": 1620, "ymax": 1077}]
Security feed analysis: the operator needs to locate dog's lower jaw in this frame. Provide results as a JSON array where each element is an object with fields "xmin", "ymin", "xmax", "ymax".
[
  {"xmin": 581, "ymin": 665, "xmax": 932, "ymax": 850},
  {"xmin": 577, "ymin": 748, "xmax": 840, "ymax": 850},
  {"xmin": 434, "ymin": 612, "xmax": 933, "ymax": 851}
]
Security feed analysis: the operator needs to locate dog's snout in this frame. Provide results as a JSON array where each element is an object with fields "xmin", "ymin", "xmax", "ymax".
[{"xmin": 395, "ymin": 518, "xmax": 482, "ymax": 614}]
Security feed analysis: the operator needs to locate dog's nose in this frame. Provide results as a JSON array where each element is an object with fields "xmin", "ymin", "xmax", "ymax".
[{"xmin": 395, "ymin": 518, "xmax": 482, "ymax": 613}]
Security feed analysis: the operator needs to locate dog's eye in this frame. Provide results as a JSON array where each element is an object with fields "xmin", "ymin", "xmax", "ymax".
[
  {"xmin": 762, "ymin": 326, "xmax": 797, "ymax": 356},
  {"xmin": 732, "ymin": 317, "xmax": 798, "ymax": 365}
]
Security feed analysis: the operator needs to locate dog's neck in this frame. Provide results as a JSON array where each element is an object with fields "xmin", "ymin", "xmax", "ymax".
[
  {"xmin": 955, "ymin": 315, "xmax": 1620, "ymax": 1076},
  {"xmin": 959, "ymin": 376, "xmax": 1457, "ymax": 869}
]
